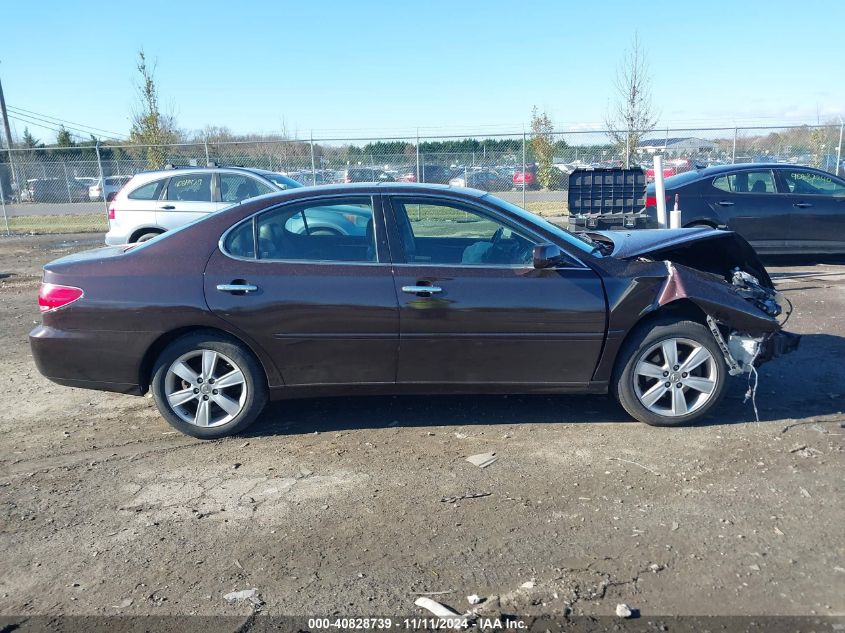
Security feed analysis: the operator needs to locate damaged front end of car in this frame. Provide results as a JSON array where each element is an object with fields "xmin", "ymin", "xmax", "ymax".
[
  {"xmin": 599, "ymin": 227, "xmax": 801, "ymax": 376},
  {"xmin": 658, "ymin": 261, "xmax": 800, "ymax": 376}
]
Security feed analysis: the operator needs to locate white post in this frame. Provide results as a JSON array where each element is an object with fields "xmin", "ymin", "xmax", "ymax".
[
  {"xmin": 836, "ymin": 119, "xmax": 843, "ymax": 177},
  {"xmin": 204, "ymin": 136, "xmax": 210, "ymax": 166},
  {"xmin": 669, "ymin": 193, "xmax": 681, "ymax": 229},
  {"xmin": 653, "ymin": 155, "xmax": 667, "ymax": 229}
]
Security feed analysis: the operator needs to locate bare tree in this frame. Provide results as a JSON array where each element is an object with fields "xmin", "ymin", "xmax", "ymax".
[
  {"xmin": 129, "ymin": 50, "xmax": 178, "ymax": 168},
  {"xmin": 605, "ymin": 33, "xmax": 657, "ymax": 168}
]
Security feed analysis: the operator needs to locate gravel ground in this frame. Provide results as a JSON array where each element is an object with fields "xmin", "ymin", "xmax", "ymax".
[{"xmin": 0, "ymin": 234, "xmax": 842, "ymax": 625}]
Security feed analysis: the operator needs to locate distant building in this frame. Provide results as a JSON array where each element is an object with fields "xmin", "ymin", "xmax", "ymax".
[{"xmin": 637, "ymin": 137, "xmax": 718, "ymax": 156}]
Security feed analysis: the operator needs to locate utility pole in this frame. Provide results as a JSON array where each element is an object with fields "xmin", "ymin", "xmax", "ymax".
[
  {"xmin": 0, "ymin": 73, "xmax": 19, "ymax": 202},
  {"xmin": 0, "ymin": 75, "xmax": 13, "ymax": 157}
]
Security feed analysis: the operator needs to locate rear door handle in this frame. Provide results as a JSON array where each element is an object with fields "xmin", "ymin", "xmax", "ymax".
[
  {"xmin": 402, "ymin": 285, "xmax": 442, "ymax": 295},
  {"xmin": 160, "ymin": 204, "xmax": 176, "ymax": 210},
  {"xmin": 717, "ymin": 200, "xmax": 735, "ymax": 207},
  {"xmin": 792, "ymin": 202, "xmax": 812, "ymax": 208},
  {"xmin": 217, "ymin": 283, "xmax": 259, "ymax": 294}
]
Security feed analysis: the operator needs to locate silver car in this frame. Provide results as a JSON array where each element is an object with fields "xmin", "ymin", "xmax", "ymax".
[{"xmin": 105, "ymin": 167, "xmax": 301, "ymax": 245}]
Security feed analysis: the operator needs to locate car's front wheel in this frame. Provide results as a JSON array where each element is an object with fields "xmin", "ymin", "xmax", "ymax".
[
  {"xmin": 151, "ymin": 332, "xmax": 268, "ymax": 438},
  {"xmin": 612, "ymin": 318, "xmax": 727, "ymax": 426}
]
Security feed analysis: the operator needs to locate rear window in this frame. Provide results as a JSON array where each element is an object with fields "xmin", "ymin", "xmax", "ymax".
[
  {"xmin": 128, "ymin": 179, "xmax": 165, "ymax": 200},
  {"xmin": 663, "ymin": 170, "xmax": 702, "ymax": 187}
]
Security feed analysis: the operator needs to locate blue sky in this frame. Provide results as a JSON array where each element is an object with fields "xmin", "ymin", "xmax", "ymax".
[{"xmin": 2, "ymin": 0, "xmax": 843, "ymax": 142}]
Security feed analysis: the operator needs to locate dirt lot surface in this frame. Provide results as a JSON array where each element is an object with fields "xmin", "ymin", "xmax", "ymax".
[{"xmin": 0, "ymin": 234, "xmax": 843, "ymax": 626}]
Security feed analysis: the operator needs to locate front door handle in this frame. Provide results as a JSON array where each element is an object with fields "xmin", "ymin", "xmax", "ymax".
[
  {"xmin": 717, "ymin": 200, "xmax": 735, "ymax": 207},
  {"xmin": 793, "ymin": 202, "xmax": 812, "ymax": 208},
  {"xmin": 217, "ymin": 283, "xmax": 259, "ymax": 294},
  {"xmin": 402, "ymin": 285, "xmax": 442, "ymax": 295},
  {"xmin": 160, "ymin": 204, "xmax": 176, "ymax": 210}
]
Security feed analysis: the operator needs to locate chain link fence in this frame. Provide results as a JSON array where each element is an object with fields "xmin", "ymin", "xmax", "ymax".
[{"xmin": 1, "ymin": 123, "xmax": 843, "ymax": 234}]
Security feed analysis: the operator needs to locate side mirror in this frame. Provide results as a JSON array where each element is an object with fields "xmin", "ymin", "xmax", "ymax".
[{"xmin": 533, "ymin": 243, "xmax": 563, "ymax": 269}]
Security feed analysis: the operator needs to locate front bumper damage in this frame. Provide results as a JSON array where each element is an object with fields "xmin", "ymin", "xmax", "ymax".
[{"xmin": 658, "ymin": 262, "xmax": 800, "ymax": 375}]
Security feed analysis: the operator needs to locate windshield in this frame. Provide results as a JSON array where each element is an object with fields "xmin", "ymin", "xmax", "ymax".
[
  {"xmin": 258, "ymin": 171, "xmax": 302, "ymax": 190},
  {"xmin": 484, "ymin": 195, "xmax": 598, "ymax": 254}
]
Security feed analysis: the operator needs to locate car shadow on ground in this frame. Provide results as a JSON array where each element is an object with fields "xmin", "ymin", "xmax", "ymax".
[{"xmin": 244, "ymin": 333, "xmax": 844, "ymax": 438}]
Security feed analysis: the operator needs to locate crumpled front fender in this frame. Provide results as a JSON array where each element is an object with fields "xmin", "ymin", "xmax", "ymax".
[{"xmin": 657, "ymin": 262, "xmax": 780, "ymax": 334}]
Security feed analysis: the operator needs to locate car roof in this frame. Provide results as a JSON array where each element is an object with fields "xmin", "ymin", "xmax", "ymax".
[
  {"xmin": 231, "ymin": 181, "xmax": 488, "ymax": 205},
  {"xmin": 691, "ymin": 163, "xmax": 828, "ymax": 177}
]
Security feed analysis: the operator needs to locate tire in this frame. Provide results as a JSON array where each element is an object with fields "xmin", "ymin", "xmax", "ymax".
[
  {"xmin": 151, "ymin": 332, "xmax": 268, "ymax": 439},
  {"xmin": 686, "ymin": 222, "xmax": 715, "ymax": 229},
  {"xmin": 135, "ymin": 231, "xmax": 162, "ymax": 243},
  {"xmin": 611, "ymin": 317, "xmax": 727, "ymax": 426}
]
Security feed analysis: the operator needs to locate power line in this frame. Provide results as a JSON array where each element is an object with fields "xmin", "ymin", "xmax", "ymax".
[
  {"xmin": 7, "ymin": 104, "xmax": 122, "ymax": 137},
  {"xmin": 8, "ymin": 113, "xmax": 89, "ymax": 141},
  {"xmin": 9, "ymin": 110, "xmax": 104, "ymax": 138}
]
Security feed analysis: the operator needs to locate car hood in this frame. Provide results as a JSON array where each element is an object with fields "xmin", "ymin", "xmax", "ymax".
[
  {"xmin": 591, "ymin": 227, "xmax": 722, "ymax": 259},
  {"xmin": 589, "ymin": 227, "xmax": 773, "ymax": 287}
]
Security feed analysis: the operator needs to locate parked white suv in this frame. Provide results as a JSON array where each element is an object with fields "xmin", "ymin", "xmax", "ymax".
[
  {"xmin": 104, "ymin": 166, "xmax": 301, "ymax": 245},
  {"xmin": 89, "ymin": 175, "xmax": 133, "ymax": 202}
]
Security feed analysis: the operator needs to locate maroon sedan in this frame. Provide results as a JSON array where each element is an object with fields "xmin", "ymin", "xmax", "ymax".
[{"xmin": 30, "ymin": 183, "xmax": 798, "ymax": 438}]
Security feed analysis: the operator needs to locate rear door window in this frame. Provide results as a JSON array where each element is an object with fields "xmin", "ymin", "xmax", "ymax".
[
  {"xmin": 712, "ymin": 171, "xmax": 776, "ymax": 194},
  {"xmin": 166, "ymin": 174, "xmax": 212, "ymax": 202},
  {"xmin": 127, "ymin": 179, "xmax": 166, "ymax": 200}
]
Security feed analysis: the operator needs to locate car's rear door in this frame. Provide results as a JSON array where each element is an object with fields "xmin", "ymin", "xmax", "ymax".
[
  {"xmin": 156, "ymin": 173, "xmax": 224, "ymax": 230},
  {"xmin": 204, "ymin": 194, "xmax": 399, "ymax": 386},
  {"xmin": 778, "ymin": 168, "xmax": 845, "ymax": 253},
  {"xmin": 704, "ymin": 169, "xmax": 788, "ymax": 251},
  {"xmin": 385, "ymin": 195, "xmax": 606, "ymax": 386}
]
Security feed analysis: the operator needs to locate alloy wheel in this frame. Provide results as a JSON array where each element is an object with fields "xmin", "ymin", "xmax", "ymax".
[
  {"xmin": 164, "ymin": 349, "xmax": 247, "ymax": 427},
  {"xmin": 633, "ymin": 337, "xmax": 718, "ymax": 417}
]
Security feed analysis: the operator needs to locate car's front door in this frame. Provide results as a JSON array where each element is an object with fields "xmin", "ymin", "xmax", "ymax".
[
  {"xmin": 385, "ymin": 195, "xmax": 606, "ymax": 386},
  {"xmin": 204, "ymin": 195, "xmax": 398, "ymax": 386},
  {"xmin": 778, "ymin": 168, "xmax": 845, "ymax": 253},
  {"xmin": 156, "ymin": 173, "xmax": 224, "ymax": 230},
  {"xmin": 705, "ymin": 169, "xmax": 788, "ymax": 251}
]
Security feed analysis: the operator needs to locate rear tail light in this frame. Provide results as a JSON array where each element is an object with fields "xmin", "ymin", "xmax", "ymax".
[
  {"xmin": 108, "ymin": 205, "xmax": 115, "ymax": 220},
  {"xmin": 38, "ymin": 283, "xmax": 83, "ymax": 313},
  {"xmin": 645, "ymin": 194, "xmax": 672, "ymax": 207}
]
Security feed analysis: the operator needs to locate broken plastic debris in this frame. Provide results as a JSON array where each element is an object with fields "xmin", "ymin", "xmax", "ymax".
[
  {"xmin": 223, "ymin": 588, "xmax": 263, "ymax": 606},
  {"xmin": 467, "ymin": 594, "xmax": 482, "ymax": 605},
  {"xmin": 414, "ymin": 596, "xmax": 462, "ymax": 621},
  {"xmin": 466, "ymin": 452, "xmax": 497, "ymax": 468},
  {"xmin": 616, "ymin": 603, "xmax": 633, "ymax": 618},
  {"xmin": 520, "ymin": 580, "xmax": 535, "ymax": 589}
]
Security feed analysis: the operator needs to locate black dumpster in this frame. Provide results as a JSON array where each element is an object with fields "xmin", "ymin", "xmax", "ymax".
[{"xmin": 567, "ymin": 168, "xmax": 649, "ymax": 230}]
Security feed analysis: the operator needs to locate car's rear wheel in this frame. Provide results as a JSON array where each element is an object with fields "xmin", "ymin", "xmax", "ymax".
[
  {"xmin": 135, "ymin": 231, "xmax": 162, "ymax": 243},
  {"xmin": 612, "ymin": 318, "xmax": 727, "ymax": 426},
  {"xmin": 151, "ymin": 333, "xmax": 268, "ymax": 439}
]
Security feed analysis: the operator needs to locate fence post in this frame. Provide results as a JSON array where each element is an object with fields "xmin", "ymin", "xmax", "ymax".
[
  {"xmin": 309, "ymin": 131, "xmax": 316, "ymax": 186},
  {"xmin": 836, "ymin": 119, "xmax": 843, "ymax": 177},
  {"xmin": 204, "ymin": 136, "xmax": 210, "ymax": 166},
  {"xmin": 416, "ymin": 129, "xmax": 420, "ymax": 183},
  {"xmin": 62, "ymin": 161, "xmax": 73, "ymax": 203},
  {"xmin": 522, "ymin": 131, "xmax": 527, "ymax": 208},
  {"xmin": 0, "ymin": 168, "xmax": 9, "ymax": 235},
  {"xmin": 95, "ymin": 141, "xmax": 107, "ymax": 211},
  {"xmin": 625, "ymin": 130, "xmax": 631, "ymax": 169},
  {"xmin": 732, "ymin": 127, "xmax": 737, "ymax": 164}
]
